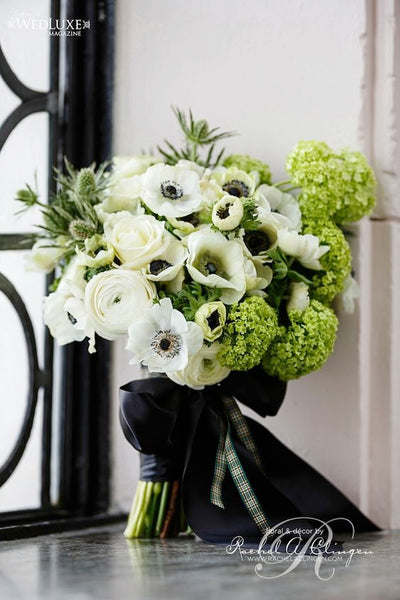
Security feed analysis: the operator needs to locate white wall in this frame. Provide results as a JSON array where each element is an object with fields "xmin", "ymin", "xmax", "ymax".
[{"xmin": 111, "ymin": 0, "xmax": 400, "ymax": 528}]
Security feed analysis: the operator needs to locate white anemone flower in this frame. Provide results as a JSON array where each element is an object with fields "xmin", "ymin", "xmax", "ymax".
[
  {"xmin": 245, "ymin": 259, "xmax": 273, "ymax": 295},
  {"xmin": 277, "ymin": 229, "xmax": 330, "ymax": 270},
  {"xmin": 104, "ymin": 213, "xmax": 169, "ymax": 269},
  {"xmin": 144, "ymin": 239, "xmax": 187, "ymax": 286},
  {"xmin": 211, "ymin": 166, "xmax": 258, "ymax": 198},
  {"xmin": 141, "ymin": 163, "xmax": 205, "ymax": 217},
  {"xmin": 240, "ymin": 214, "xmax": 283, "ymax": 260},
  {"xmin": 287, "ymin": 282, "xmax": 310, "ymax": 312},
  {"xmin": 126, "ymin": 298, "xmax": 203, "ymax": 373},
  {"xmin": 255, "ymin": 184, "xmax": 302, "ymax": 231},
  {"xmin": 76, "ymin": 234, "xmax": 114, "ymax": 268},
  {"xmin": 84, "ymin": 269, "xmax": 156, "ymax": 340},
  {"xmin": 186, "ymin": 229, "xmax": 246, "ymax": 304},
  {"xmin": 212, "ymin": 195, "xmax": 244, "ymax": 231},
  {"xmin": 168, "ymin": 342, "xmax": 230, "ymax": 390},
  {"xmin": 44, "ymin": 283, "xmax": 95, "ymax": 352}
]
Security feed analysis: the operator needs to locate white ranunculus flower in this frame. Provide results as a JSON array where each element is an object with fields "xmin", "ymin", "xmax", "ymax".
[
  {"xmin": 287, "ymin": 282, "xmax": 310, "ymax": 312},
  {"xmin": 211, "ymin": 166, "xmax": 258, "ymax": 198},
  {"xmin": 256, "ymin": 184, "xmax": 302, "ymax": 231},
  {"xmin": 44, "ymin": 283, "xmax": 95, "ymax": 352},
  {"xmin": 26, "ymin": 237, "xmax": 67, "ymax": 274},
  {"xmin": 104, "ymin": 213, "xmax": 169, "ymax": 269},
  {"xmin": 339, "ymin": 274, "xmax": 359, "ymax": 314},
  {"xmin": 186, "ymin": 229, "xmax": 246, "ymax": 304},
  {"xmin": 84, "ymin": 269, "xmax": 156, "ymax": 340},
  {"xmin": 126, "ymin": 298, "xmax": 203, "ymax": 373},
  {"xmin": 212, "ymin": 195, "xmax": 244, "ymax": 231},
  {"xmin": 76, "ymin": 234, "xmax": 114, "ymax": 268},
  {"xmin": 144, "ymin": 239, "xmax": 187, "ymax": 284},
  {"xmin": 141, "ymin": 163, "xmax": 205, "ymax": 217},
  {"xmin": 168, "ymin": 343, "xmax": 230, "ymax": 390},
  {"xmin": 277, "ymin": 229, "xmax": 330, "ymax": 270}
]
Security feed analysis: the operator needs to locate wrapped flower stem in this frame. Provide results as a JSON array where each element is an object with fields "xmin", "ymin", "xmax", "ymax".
[{"xmin": 124, "ymin": 479, "xmax": 188, "ymax": 539}]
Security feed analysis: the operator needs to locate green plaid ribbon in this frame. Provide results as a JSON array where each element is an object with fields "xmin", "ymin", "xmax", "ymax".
[{"xmin": 210, "ymin": 396, "xmax": 270, "ymax": 533}]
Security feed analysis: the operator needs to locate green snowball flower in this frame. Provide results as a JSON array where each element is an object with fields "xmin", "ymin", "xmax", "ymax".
[
  {"xmin": 223, "ymin": 154, "xmax": 271, "ymax": 185},
  {"xmin": 262, "ymin": 300, "xmax": 338, "ymax": 381},
  {"xmin": 302, "ymin": 219, "xmax": 351, "ymax": 304},
  {"xmin": 286, "ymin": 141, "xmax": 376, "ymax": 223},
  {"xmin": 332, "ymin": 149, "xmax": 376, "ymax": 224},
  {"xmin": 218, "ymin": 296, "xmax": 279, "ymax": 371}
]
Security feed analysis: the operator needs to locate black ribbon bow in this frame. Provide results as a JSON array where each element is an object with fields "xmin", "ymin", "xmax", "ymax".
[{"xmin": 120, "ymin": 368, "xmax": 378, "ymax": 545}]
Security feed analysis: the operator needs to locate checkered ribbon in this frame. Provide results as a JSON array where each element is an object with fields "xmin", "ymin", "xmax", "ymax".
[{"xmin": 210, "ymin": 396, "xmax": 270, "ymax": 533}]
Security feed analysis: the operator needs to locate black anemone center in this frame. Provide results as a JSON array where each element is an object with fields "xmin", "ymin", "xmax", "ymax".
[
  {"xmin": 216, "ymin": 203, "xmax": 232, "ymax": 219},
  {"xmin": 243, "ymin": 230, "xmax": 272, "ymax": 255},
  {"xmin": 205, "ymin": 262, "xmax": 217, "ymax": 275},
  {"xmin": 206, "ymin": 309, "xmax": 220, "ymax": 331},
  {"xmin": 149, "ymin": 260, "xmax": 172, "ymax": 275},
  {"xmin": 180, "ymin": 212, "xmax": 200, "ymax": 226},
  {"xmin": 159, "ymin": 338, "xmax": 171, "ymax": 351},
  {"xmin": 160, "ymin": 180, "xmax": 184, "ymax": 200},
  {"xmin": 222, "ymin": 179, "xmax": 249, "ymax": 198},
  {"xmin": 67, "ymin": 312, "xmax": 77, "ymax": 325}
]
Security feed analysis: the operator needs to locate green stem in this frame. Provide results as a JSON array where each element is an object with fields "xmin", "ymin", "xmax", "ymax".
[
  {"xmin": 136, "ymin": 482, "xmax": 154, "ymax": 538},
  {"xmin": 155, "ymin": 481, "xmax": 170, "ymax": 537},
  {"xmin": 281, "ymin": 186, "xmax": 299, "ymax": 193},
  {"xmin": 145, "ymin": 482, "xmax": 162, "ymax": 537},
  {"xmin": 124, "ymin": 480, "xmax": 146, "ymax": 539},
  {"xmin": 273, "ymin": 179, "xmax": 291, "ymax": 188}
]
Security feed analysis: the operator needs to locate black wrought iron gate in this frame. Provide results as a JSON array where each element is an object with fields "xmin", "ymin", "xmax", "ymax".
[{"xmin": 0, "ymin": 0, "xmax": 117, "ymax": 540}]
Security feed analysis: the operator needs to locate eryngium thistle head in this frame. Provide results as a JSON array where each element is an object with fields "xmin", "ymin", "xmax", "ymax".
[
  {"xmin": 69, "ymin": 219, "xmax": 96, "ymax": 240},
  {"xmin": 76, "ymin": 168, "xmax": 96, "ymax": 196}
]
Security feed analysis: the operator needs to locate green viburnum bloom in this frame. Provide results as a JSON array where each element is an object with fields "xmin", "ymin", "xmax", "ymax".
[
  {"xmin": 302, "ymin": 219, "xmax": 351, "ymax": 304},
  {"xmin": 218, "ymin": 296, "xmax": 279, "ymax": 371},
  {"xmin": 286, "ymin": 141, "xmax": 376, "ymax": 223},
  {"xmin": 262, "ymin": 300, "xmax": 338, "ymax": 381},
  {"xmin": 223, "ymin": 154, "xmax": 271, "ymax": 185}
]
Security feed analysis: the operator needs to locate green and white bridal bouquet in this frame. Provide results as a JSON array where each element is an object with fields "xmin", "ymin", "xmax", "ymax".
[{"xmin": 17, "ymin": 108, "xmax": 376, "ymax": 539}]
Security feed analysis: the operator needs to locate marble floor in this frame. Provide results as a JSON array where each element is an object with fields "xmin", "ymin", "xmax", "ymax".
[{"xmin": 0, "ymin": 525, "xmax": 399, "ymax": 600}]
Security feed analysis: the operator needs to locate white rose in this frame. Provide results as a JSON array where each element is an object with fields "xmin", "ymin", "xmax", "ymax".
[
  {"xmin": 277, "ymin": 229, "xmax": 329, "ymax": 270},
  {"xmin": 84, "ymin": 269, "xmax": 156, "ymax": 340},
  {"xmin": 26, "ymin": 237, "xmax": 67, "ymax": 274},
  {"xmin": 168, "ymin": 343, "xmax": 230, "ymax": 390},
  {"xmin": 104, "ymin": 213, "xmax": 169, "ymax": 269},
  {"xmin": 287, "ymin": 282, "xmax": 310, "ymax": 312}
]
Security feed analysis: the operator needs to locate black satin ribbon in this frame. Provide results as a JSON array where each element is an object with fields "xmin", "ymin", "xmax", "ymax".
[{"xmin": 119, "ymin": 369, "xmax": 379, "ymax": 545}]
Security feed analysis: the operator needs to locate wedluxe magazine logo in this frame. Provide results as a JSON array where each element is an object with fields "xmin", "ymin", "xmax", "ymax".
[{"xmin": 8, "ymin": 14, "xmax": 90, "ymax": 36}]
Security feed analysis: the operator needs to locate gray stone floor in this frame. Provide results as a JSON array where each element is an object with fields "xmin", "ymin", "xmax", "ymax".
[{"xmin": 0, "ymin": 525, "xmax": 399, "ymax": 600}]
